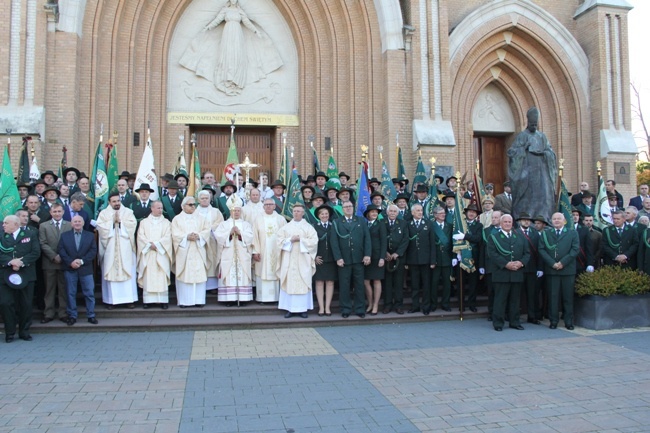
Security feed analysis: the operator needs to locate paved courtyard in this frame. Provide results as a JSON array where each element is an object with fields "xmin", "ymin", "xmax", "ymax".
[{"xmin": 0, "ymin": 320, "xmax": 648, "ymax": 433}]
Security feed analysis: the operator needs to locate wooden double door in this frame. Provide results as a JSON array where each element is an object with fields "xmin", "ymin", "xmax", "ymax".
[
  {"xmin": 190, "ymin": 126, "xmax": 275, "ymax": 182},
  {"xmin": 474, "ymin": 136, "xmax": 507, "ymax": 195}
]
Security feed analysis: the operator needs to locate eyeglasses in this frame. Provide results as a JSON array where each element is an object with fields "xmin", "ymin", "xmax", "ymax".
[{"xmin": 185, "ymin": 203, "xmax": 197, "ymax": 207}]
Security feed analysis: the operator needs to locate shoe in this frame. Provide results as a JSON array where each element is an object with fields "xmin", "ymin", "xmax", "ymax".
[
  {"xmin": 396, "ymin": 309, "xmax": 404, "ymax": 315},
  {"xmin": 342, "ymin": 313, "xmax": 350, "ymax": 318},
  {"xmin": 357, "ymin": 313, "xmax": 365, "ymax": 318},
  {"xmin": 494, "ymin": 327, "xmax": 503, "ymax": 332},
  {"xmin": 325, "ymin": 312, "xmax": 331, "ymax": 317},
  {"xmin": 40, "ymin": 317, "xmax": 53, "ymax": 324},
  {"xmin": 5, "ymin": 335, "xmax": 14, "ymax": 343},
  {"xmin": 442, "ymin": 307, "xmax": 451, "ymax": 312},
  {"xmin": 143, "ymin": 304, "xmax": 150, "ymax": 309},
  {"xmin": 161, "ymin": 304, "xmax": 169, "ymax": 310},
  {"xmin": 127, "ymin": 303, "xmax": 135, "ymax": 309},
  {"xmin": 67, "ymin": 317, "xmax": 76, "ymax": 326},
  {"xmin": 370, "ymin": 310, "xmax": 378, "ymax": 315},
  {"xmin": 422, "ymin": 309, "xmax": 430, "ymax": 316},
  {"xmin": 284, "ymin": 312, "xmax": 293, "ymax": 318},
  {"xmin": 19, "ymin": 335, "xmax": 32, "ymax": 341},
  {"xmin": 407, "ymin": 308, "xmax": 420, "ymax": 314},
  {"xmin": 566, "ymin": 325, "xmax": 575, "ymax": 330},
  {"xmin": 197, "ymin": 304, "xmax": 204, "ymax": 308},
  {"xmin": 527, "ymin": 319, "xmax": 541, "ymax": 325},
  {"xmin": 179, "ymin": 305, "xmax": 188, "ymax": 309},
  {"xmin": 87, "ymin": 317, "xmax": 98, "ymax": 325},
  {"xmin": 469, "ymin": 307, "xmax": 477, "ymax": 313},
  {"xmin": 299, "ymin": 312, "xmax": 308, "ymax": 319},
  {"xmin": 106, "ymin": 305, "xmax": 115, "ymax": 310},
  {"xmin": 318, "ymin": 312, "xmax": 324, "ymax": 317},
  {"xmin": 59, "ymin": 317, "xmax": 69, "ymax": 323},
  {"xmin": 382, "ymin": 308, "xmax": 391, "ymax": 314},
  {"xmin": 550, "ymin": 324, "xmax": 557, "ymax": 329},
  {"xmin": 509, "ymin": 325, "xmax": 525, "ymax": 330}
]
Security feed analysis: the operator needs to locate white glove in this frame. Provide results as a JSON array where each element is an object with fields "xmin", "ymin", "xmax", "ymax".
[
  {"xmin": 479, "ymin": 268, "xmax": 485, "ymax": 275},
  {"xmin": 452, "ymin": 233, "xmax": 465, "ymax": 241},
  {"xmin": 536, "ymin": 271, "xmax": 543, "ymax": 278},
  {"xmin": 586, "ymin": 266, "xmax": 594, "ymax": 273},
  {"xmin": 457, "ymin": 253, "xmax": 462, "ymax": 261},
  {"xmin": 452, "ymin": 258, "xmax": 458, "ymax": 267}
]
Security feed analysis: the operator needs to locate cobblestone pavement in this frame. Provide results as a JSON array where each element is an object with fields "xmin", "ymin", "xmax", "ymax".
[{"xmin": 0, "ymin": 320, "xmax": 649, "ymax": 432}]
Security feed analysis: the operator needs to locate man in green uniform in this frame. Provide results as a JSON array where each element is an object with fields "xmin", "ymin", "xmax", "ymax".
[
  {"xmin": 601, "ymin": 210, "xmax": 638, "ymax": 269},
  {"xmin": 382, "ymin": 204, "xmax": 409, "ymax": 314},
  {"xmin": 405, "ymin": 204, "xmax": 436, "ymax": 314},
  {"xmin": 430, "ymin": 206, "xmax": 455, "ymax": 313},
  {"xmin": 538, "ymin": 212, "xmax": 580, "ymax": 330}
]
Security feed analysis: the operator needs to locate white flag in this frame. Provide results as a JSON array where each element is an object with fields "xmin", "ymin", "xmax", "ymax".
[
  {"xmin": 29, "ymin": 156, "xmax": 40, "ymax": 181},
  {"xmin": 134, "ymin": 139, "xmax": 159, "ymax": 200}
]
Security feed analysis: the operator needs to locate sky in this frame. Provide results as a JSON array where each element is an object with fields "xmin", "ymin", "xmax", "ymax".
[{"xmin": 628, "ymin": 0, "xmax": 650, "ymax": 157}]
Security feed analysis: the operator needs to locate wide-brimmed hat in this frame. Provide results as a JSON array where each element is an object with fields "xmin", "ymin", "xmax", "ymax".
[
  {"xmin": 445, "ymin": 176, "xmax": 458, "ymax": 186},
  {"xmin": 271, "ymin": 180, "xmax": 286, "ymax": 190},
  {"xmin": 370, "ymin": 191, "xmax": 385, "ymax": 201},
  {"xmin": 62, "ymin": 167, "xmax": 80, "ymax": 179},
  {"xmin": 443, "ymin": 191, "xmax": 456, "ymax": 200},
  {"xmin": 414, "ymin": 184, "xmax": 428, "ymax": 193},
  {"xmin": 338, "ymin": 172, "xmax": 350, "ymax": 181},
  {"xmin": 302, "ymin": 175, "xmax": 315, "ymax": 184},
  {"xmin": 369, "ymin": 177, "xmax": 381, "ymax": 186},
  {"xmin": 301, "ymin": 185, "xmax": 315, "ymax": 195},
  {"xmin": 119, "ymin": 170, "xmax": 131, "ymax": 179},
  {"xmin": 391, "ymin": 178, "xmax": 405, "ymax": 186},
  {"xmin": 337, "ymin": 187, "xmax": 354, "ymax": 198},
  {"xmin": 220, "ymin": 180, "xmax": 236, "ymax": 192},
  {"xmin": 581, "ymin": 190, "xmax": 593, "ymax": 198},
  {"xmin": 43, "ymin": 186, "xmax": 60, "ymax": 197},
  {"xmin": 516, "ymin": 212, "xmax": 533, "ymax": 221},
  {"xmin": 395, "ymin": 193, "xmax": 409, "ymax": 203},
  {"xmin": 40, "ymin": 170, "xmax": 58, "ymax": 182},
  {"xmin": 174, "ymin": 173, "xmax": 189, "ymax": 182},
  {"xmin": 315, "ymin": 204, "xmax": 334, "ymax": 219},
  {"xmin": 16, "ymin": 182, "xmax": 31, "ymax": 191},
  {"xmin": 32, "ymin": 179, "xmax": 46, "ymax": 186},
  {"xmin": 571, "ymin": 206, "xmax": 582, "ymax": 215},
  {"xmin": 161, "ymin": 173, "xmax": 175, "ymax": 182},
  {"xmin": 135, "ymin": 183, "xmax": 154, "ymax": 193},
  {"xmin": 533, "ymin": 215, "xmax": 549, "ymax": 225},
  {"xmin": 311, "ymin": 193, "xmax": 326, "ymax": 202},
  {"xmin": 482, "ymin": 195, "xmax": 495, "ymax": 204},
  {"xmin": 363, "ymin": 204, "xmax": 382, "ymax": 218},
  {"xmin": 315, "ymin": 171, "xmax": 329, "ymax": 181},
  {"xmin": 166, "ymin": 180, "xmax": 180, "ymax": 190},
  {"xmin": 434, "ymin": 175, "xmax": 444, "ymax": 185},
  {"xmin": 464, "ymin": 204, "xmax": 481, "ymax": 215}
]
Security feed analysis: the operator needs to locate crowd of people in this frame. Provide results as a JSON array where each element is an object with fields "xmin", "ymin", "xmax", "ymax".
[{"xmin": 1, "ymin": 165, "xmax": 649, "ymax": 342}]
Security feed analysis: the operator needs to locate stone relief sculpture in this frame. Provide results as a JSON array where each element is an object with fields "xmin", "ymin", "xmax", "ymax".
[
  {"xmin": 179, "ymin": 0, "xmax": 284, "ymax": 97},
  {"xmin": 507, "ymin": 107, "xmax": 558, "ymax": 221}
]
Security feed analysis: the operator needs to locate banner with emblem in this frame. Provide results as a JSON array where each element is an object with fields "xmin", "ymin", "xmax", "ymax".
[
  {"xmin": 221, "ymin": 129, "xmax": 240, "ymax": 184},
  {"xmin": 412, "ymin": 155, "xmax": 427, "ymax": 189},
  {"xmin": 187, "ymin": 141, "xmax": 201, "ymax": 198},
  {"xmin": 282, "ymin": 166, "xmax": 305, "ymax": 220},
  {"xmin": 106, "ymin": 141, "xmax": 119, "ymax": 194},
  {"xmin": 379, "ymin": 159, "xmax": 397, "ymax": 202},
  {"xmin": 134, "ymin": 134, "xmax": 160, "ymax": 201},
  {"xmin": 557, "ymin": 178, "xmax": 573, "ymax": 229},
  {"xmin": 88, "ymin": 140, "xmax": 110, "ymax": 219},
  {"xmin": 17, "ymin": 138, "xmax": 31, "ymax": 184},
  {"xmin": 326, "ymin": 155, "xmax": 340, "ymax": 188},
  {"xmin": 594, "ymin": 175, "xmax": 612, "ymax": 229},
  {"xmin": 0, "ymin": 146, "xmax": 21, "ymax": 220},
  {"xmin": 452, "ymin": 189, "xmax": 475, "ymax": 272},
  {"xmin": 355, "ymin": 162, "xmax": 371, "ymax": 218},
  {"xmin": 277, "ymin": 145, "xmax": 290, "ymax": 187}
]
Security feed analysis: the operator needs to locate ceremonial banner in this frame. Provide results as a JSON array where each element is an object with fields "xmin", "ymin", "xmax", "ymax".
[
  {"xmin": 221, "ymin": 132, "xmax": 240, "ymax": 183},
  {"xmin": 396, "ymin": 145, "xmax": 407, "ymax": 183},
  {"xmin": 282, "ymin": 167, "xmax": 305, "ymax": 220},
  {"xmin": 17, "ymin": 140, "xmax": 30, "ymax": 184},
  {"xmin": 174, "ymin": 145, "xmax": 188, "ymax": 177},
  {"xmin": 29, "ymin": 154, "xmax": 40, "ymax": 182},
  {"xmin": 58, "ymin": 147, "xmax": 67, "ymax": 180},
  {"xmin": 0, "ymin": 147, "xmax": 21, "ymax": 220},
  {"xmin": 88, "ymin": 141, "xmax": 109, "ymax": 219},
  {"xmin": 472, "ymin": 170, "xmax": 486, "ymax": 212},
  {"xmin": 412, "ymin": 155, "xmax": 427, "ymax": 188},
  {"xmin": 379, "ymin": 160, "xmax": 397, "ymax": 202},
  {"xmin": 134, "ymin": 137, "xmax": 160, "ymax": 201},
  {"xmin": 187, "ymin": 142, "xmax": 201, "ymax": 198},
  {"xmin": 326, "ymin": 155, "xmax": 340, "ymax": 188},
  {"xmin": 277, "ymin": 145, "xmax": 290, "ymax": 186},
  {"xmin": 557, "ymin": 178, "xmax": 573, "ymax": 229},
  {"xmin": 106, "ymin": 142, "xmax": 119, "ymax": 193},
  {"xmin": 312, "ymin": 147, "xmax": 320, "ymax": 175},
  {"xmin": 452, "ymin": 189, "xmax": 476, "ymax": 272},
  {"xmin": 355, "ymin": 163, "xmax": 371, "ymax": 218},
  {"xmin": 594, "ymin": 175, "xmax": 611, "ymax": 229}
]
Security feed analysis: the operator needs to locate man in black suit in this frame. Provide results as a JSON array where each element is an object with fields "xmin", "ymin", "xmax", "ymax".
[
  {"xmin": 63, "ymin": 193, "xmax": 94, "ymax": 232},
  {"xmin": 571, "ymin": 208, "xmax": 595, "ymax": 274},
  {"xmin": 628, "ymin": 184, "xmax": 649, "ymax": 210},
  {"xmin": 404, "ymin": 204, "xmax": 436, "ymax": 314},
  {"xmin": 383, "ymin": 204, "xmax": 409, "ymax": 314},
  {"xmin": 480, "ymin": 210, "xmax": 502, "ymax": 321},
  {"xmin": 0, "ymin": 215, "xmax": 41, "ymax": 342},
  {"xmin": 25, "ymin": 194, "xmax": 50, "ymax": 229},
  {"xmin": 601, "ymin": 210, "xmax": 638, "ymax": 269},
  {"xmin": 515, "ymin": 212, "xmax": 543, "ymax": 324},
  {"xmin": 58, "ymin": 215, "xmax": 98, "ymax": 325},
  {"xmin": 455, "ymin": 204, "xmax": 483, "ymax": 313},
  {"xmin": 116, "ymin": 179, "xmax": 135, "ymax": 208},
  {"xmin": 487, "ymin": 214, "xmax": 530, "ymax": 331},
  {"xmin": 330, "ymin": 201, "xmax": 371, "ymax": 318},
  {"xmin": 130, "ymin": 183, "xmax": 154, "ymax": 231},
  {"xmin": 161, "ymin": 180, "xmax": 183, "ymax": 221}
]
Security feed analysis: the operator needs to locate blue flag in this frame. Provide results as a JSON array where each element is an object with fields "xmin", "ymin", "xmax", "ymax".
[{"xmin": 355, "ymin": 163, "xmax": 371, "ymax": 218}]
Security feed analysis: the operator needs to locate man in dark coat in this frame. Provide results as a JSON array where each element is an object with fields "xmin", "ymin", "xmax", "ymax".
[
  {"xmin": 455, "ymin": 204, "xmax": 483, "ymax": 313},
  {"xmin": 487, "ymin": 214, "xmax": 530, "ymax": 331},
  {"xmin": 404, "ymin": 204, "xmax": 436, "ymax": 314},
  {"xmin": 430, "ymin": 206, "xmax": 455, "ymax": 313},
  {"xmin": 515, "ymin": 212, "xmax": 543, "ymax": 324},
  {"xmin": 0, "ymin": 215, "xmax": 41, "ymax": 342},
  {"xmin": 330, "ymin": 201, "xmax": 371, "ymax": 318},
  {"xmin": 383, "ymin": 205, "xmax": 409, "ymax": 314},
  {"xmin": 538, "ymin": 212, "xmax": 580, "ymax": 330}
]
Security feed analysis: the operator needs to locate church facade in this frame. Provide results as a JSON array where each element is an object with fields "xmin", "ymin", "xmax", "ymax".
[{"xmin": 0, "ymin": 0, "xmax": 638, "ymax": 197}]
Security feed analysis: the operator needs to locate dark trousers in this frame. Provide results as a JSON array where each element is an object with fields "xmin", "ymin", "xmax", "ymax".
[
  {"xmin": 409, "ymin": 265, "xmax": 430, "ymax": 310},
  {"xmin": 383, "ymin": 263, "xmax": 405, "ymax": 310},
  {"xmin": 0, "ymin": 282, "xmax": 35, "ymax": 337},
  {"xmin": 430, "ymin": 266, "xmax": 452, "ymax": 310},
  {"xmin": 493, "ymin": 282, "xmax": 522, "ymax": 328},
  {"xmin": 522, "ymin": 272, "xmax": 541, "ymax": 320},
  {"xmin": 338, "ymin": 263, "xmax": 366, "ymax": 314},
  {"xmin": 462, "ymin": 269, "xmax": 479, "ymax": 309},
  {"xmin": 43, "ymin": 268, "xmax": 68, "ymax": 319},
  {"xmin": 546, "ymin": 275, "xmax": 575, "ymax": 326},
  {"xmin": 65, "ymin": 271, "xmax": 96, "ymax": 319}
]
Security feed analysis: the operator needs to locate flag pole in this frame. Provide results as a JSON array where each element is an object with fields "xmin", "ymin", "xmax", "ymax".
[{"xmin": 6, "ymin": 129, "xmax": 11, "ymax": 157}]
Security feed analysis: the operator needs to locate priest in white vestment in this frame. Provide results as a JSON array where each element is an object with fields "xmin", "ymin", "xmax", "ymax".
[
  {"xmin": 196, "ymin": 190, "xmax": 224, "ymax": 291},
  {"xmin": 252, "ymin": 199, "xmax": 287, "ymax": 302},
  {"xmin": 276, "ymin": 204, "xmax": 318, "ymax": 318},
  {"xmin": 242, "ymin": 188, "xmax": 264, "ymax": 225},
  {"xmin": 137, "ymin": 201, "xmax": 173, "ymax": 308},
  {"xmin": 171, "ymin": 196, "xmax": 212, "ymax": 307},
  {"xmin": 214, "ymin": 195, "xmax": 254, "ymax": 305},
  {"xmin": 96, "ymin": 192, "xmax": 138, "ymax": 308}
]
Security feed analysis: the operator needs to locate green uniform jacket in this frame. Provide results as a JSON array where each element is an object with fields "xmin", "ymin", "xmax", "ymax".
[
  {"xmin": 404, "ymin": 219, "xmax": 436, "ymax": 265},
  {"xmin": 330, "ymin": 216, "xmax": 371, "ymax": 264},
  {"xmin": 0, "ymin": 229, "xmax": 41, "ymax": 283},
  {"xmin": 601, "ymin": 224, "xmax": 639, "ymax": 268},
  {"xmin": 538, "ymin": 227, "xmax": 580, "ymax": 275},
  {"xmin": 384, "ymin": 219, "xmax": 409, "ymax": 257},
  {"xmin": 486, "ymin": 229, "xmax": 530, "ymax": 283},
  {"xmin": 432, "ymin": 221, "xmax": 454, "ymax": 266}
]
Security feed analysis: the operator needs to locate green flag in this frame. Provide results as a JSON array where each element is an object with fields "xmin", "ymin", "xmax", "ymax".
[
  {"xmin": 412, "ymin": 155, "xmax": 427, "ymax": 188},
  {"xmin": 175, "ymin": 145, "xmax": 188, "ymax": 177},
  {"xmin": 221, "ymin": 131, "xmax": 240, "ymax": 184},
  {"xmin": 282, "ymin": 167, "xmax": 305, "ymax": 220},
  {"xmin": 593, "ymin": 175, "xmax": 611, "ymax": 230},
  {"xmin": 106, "ymin": 143, "xmax": 119, "ymax": 194},
  {"xmin": 0, "ymin": 146, "xmax": 21, "ymax": 220},
  {"xmin": 452, "ymin": 189, "xmax": 476, "ymax": 273},
  {"xmin": 379, "ymin": 160, "xmax": 397, "ymax": 202},
  {"xmin": 188, "ymin": 142, "xmax": 201, "ymax": 198},
  {"xmin": 16, "ymin": 140, "xmax": 30, "ymax": 184},
  {"xmin": 88, "ymin": 140, "xmax": 110, "ymax": 219},
  {"xmin": 557, "ymin": 178, "xmax": 573, "ymax": 228},
  {"xmin": 278, "ymin": 145, "xmax": 290, "ymax": 186},
  {"xmin": 58, "ymin": 147, "xmax": 68, "ymax": 180},
  {"xmin": 312, "ymin": 147, "xmax": 320, "ymax": 175},
  {"xmin": 326, "ymin": 155, "xmax": 341, "ymax": 188},
  {"xmin": 396, "ymin": 146, "xmax": 407, "ymax": 182}
]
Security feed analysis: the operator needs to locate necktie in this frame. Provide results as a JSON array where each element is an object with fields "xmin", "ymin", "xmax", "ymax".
[
  {"xmin": 390, "ymin": 221, "xmax": 394, "ymax": 227},
  {"xmin": 55, "ymin": 221, "xmax": 60, "ymax": 232},
  {"xmin": 439, "ymin": 223, "xmax": 444, "ymax": 229},
  {"xmin": 524, "ymin": 229, "xmax": 528, "ymax": 236},
  {"xmin": 75, "ymin": 232, "xmax": 81, "ymax": 249},
  {"xmin": 170, "ymin": 197, "xmax": 174, "ymax": 204},
  {"xmin": 347, "ymin": 218, "xmax": 352, "ymax": 223},
  {"xmin": 556, "ymin": 229, "xmax": 561, "ymax": 236},
  {"xmin": 618, "ymin": 228, "xmax": 623, "ymax": 235},
  {"xmin": 368, "ymin": 221, "xmax": 372, "ymax": 227},
  {"xmin": 120, "ymin": 196, "xmax": 124, "ymax": 202},
  {"xmin": 142, "ymin": 202, "xmax": 147, "ymax": 207},
  {"xmin": 507, "ymin": 194, "xmax": 511, "ymax": 200},
  {"xmin": 507, "ymin": 232, "xmax": 511, "ymax": 238},
  {"xmin": 64, "ymin": 199, "xmax": 68, "ymax": 207}
]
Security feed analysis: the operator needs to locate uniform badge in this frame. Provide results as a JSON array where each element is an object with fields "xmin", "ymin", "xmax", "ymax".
[{"xmin": 21, "ymin": 237, "xmax": 31, "ymax": 243}]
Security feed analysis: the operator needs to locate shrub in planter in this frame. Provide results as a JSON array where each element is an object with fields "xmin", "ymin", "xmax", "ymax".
[{"xmin": 575, "ymin": 266, "xmax": 650, "ymax": 297}]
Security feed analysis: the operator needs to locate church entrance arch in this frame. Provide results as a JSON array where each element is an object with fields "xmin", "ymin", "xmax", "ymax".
[{"xmin": 190, "ymin": 125, "xmax": 274, "ymax": 184}]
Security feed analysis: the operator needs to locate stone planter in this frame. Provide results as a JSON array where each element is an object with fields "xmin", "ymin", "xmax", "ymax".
[{"xmin": 574, "ymin": 294, "xmax": 650, "ymax": 330}]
